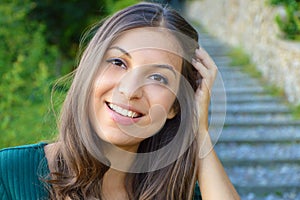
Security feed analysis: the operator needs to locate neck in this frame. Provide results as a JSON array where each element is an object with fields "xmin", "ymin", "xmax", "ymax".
[
  {"xmin": 103, "ymin": 143, "xmax": 137, "ymax": 172},
  {"xmin": 102, "ymin": 168, "xmax": 129, "ymax": 199},
  {"xmin": 104, "ymin": 168, "xmax": 127, "ymax": 184}
]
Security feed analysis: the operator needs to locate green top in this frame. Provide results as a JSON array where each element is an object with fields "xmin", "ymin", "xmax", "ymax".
[{"xmin": 0, "ymin": 143, "xmax": 201, "ymax": 200}]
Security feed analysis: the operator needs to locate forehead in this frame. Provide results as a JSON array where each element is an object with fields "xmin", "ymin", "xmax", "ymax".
[{"xmin": 110, "ymin": 27, "xmax": 184, "ymax": 57}]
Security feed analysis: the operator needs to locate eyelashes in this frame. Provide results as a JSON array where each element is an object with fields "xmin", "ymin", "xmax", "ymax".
[
  {"xmin": 106, "ymin": 58, "xmax": 169, "ymax": 85},
  {"xmin": 106, "ymin": 58, "xmax": 127, "ymax": 69},
  {"xmin": 148, "ymin": 74, "xmax": 168, "ymax": 84}
]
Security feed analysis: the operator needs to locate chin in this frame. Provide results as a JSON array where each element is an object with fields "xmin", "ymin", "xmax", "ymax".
[{"xmin": 98, "ymin": 129, "xmax": 143, "ymax": 151}]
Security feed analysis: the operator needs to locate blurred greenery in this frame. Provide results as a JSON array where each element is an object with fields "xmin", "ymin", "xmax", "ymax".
[
  {"xmin": 228, "ymin": 47, "xmax": 262, "ymax": 79},
  {"xmin": 269, "ymin": 0, "xmax": 300, "ymax": 41},
  {"xmin": 0, "ymin": 0, "xmax": 138, "ymax": 149}
]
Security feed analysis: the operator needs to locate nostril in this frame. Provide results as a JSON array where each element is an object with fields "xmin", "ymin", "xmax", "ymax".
[
  {"xmin": 117, "ymin": 69, "xmax": 145, "ymax": 99},
  {"xmin": 117, "ymin": 83, "xmax": 143, "ymax": 100}
]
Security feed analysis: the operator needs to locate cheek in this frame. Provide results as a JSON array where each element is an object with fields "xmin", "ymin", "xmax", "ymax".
[
  {"xmin": 146, "ymin": 86, "xmax": 177, "ymax": 111},
  {"xmin": 93, "ymin": 67, "xmax": 122, "ymax": 97}
]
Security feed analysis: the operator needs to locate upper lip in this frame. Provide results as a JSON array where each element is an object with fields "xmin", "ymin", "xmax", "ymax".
[{"xmin": 105, "ymin": 101, "xmax": 145, "ymax": 116}]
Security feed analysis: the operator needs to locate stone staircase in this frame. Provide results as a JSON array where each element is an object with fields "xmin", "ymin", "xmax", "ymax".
[{"xmin": 198, "ymin": 29, "xmax": 300, "ymax": 199}]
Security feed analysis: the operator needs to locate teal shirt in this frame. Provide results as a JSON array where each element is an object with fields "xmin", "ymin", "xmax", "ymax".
[
  {"xmin": 0, "ymin": 143, "xmax": 201, "ymax": 199},
  {"xmin": 0, "ymin": 143, "xmax": 49, "ymax": 200}
]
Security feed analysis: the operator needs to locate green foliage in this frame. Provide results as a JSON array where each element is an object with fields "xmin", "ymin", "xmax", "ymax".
[
  {"xmin": 269, "ymin": 0, "xmax": 300, "ymax": 40},
  {"xmin": 264, "ymin": 85, "xmax": 285, "ymax": 96},
  {"xmin": 0, "ymin": 0, "xmax": 59, "ymax": 148},
  {"xmin": 227, "ymin": 47, "xmax": 262, "ymax": 78},
  {"xmin": 105, "ymin": 0, "xmax": 140, "ymax": 13},
  {"xmin": 0, "ymin": 0, "xmax": 140, "ymax": 148},
  {"xmin": 29, "ymin": 0, "xmax": 106, "ymax": 63},
  {"xmin": 28, "ymin": 0, "xmax": 139, "ymax": 75},
  {"xmin": 292, "ymin": 104, "xmax": 300, "ymax": 119}
]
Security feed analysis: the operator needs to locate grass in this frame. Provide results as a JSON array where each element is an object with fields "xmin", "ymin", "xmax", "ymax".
[
  {"xmin": 227, "ymin": 47, "xmax": 262, "ymax": 78},
  {"xmin": 264, "ymin": 85, "xmax": 285, "ymax": 97},
  {"xmin": 292, "ymin": 105, "xmax": 300, "ymax": 119}
]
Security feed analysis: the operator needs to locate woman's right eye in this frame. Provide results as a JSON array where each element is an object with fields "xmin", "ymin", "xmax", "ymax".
[{"xmin": 106, "ymin": 58, "xmax": 127, "ymax": 69}]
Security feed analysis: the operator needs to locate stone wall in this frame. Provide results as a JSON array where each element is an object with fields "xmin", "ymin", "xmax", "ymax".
[{"xmin": 187, "ymin": 0, "xmax": 300, "ymax": 105}]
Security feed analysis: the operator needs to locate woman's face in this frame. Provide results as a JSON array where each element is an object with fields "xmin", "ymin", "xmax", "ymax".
[{"xmin": 90, "ymin": 27, "xmax": 183, "ymax": 152}]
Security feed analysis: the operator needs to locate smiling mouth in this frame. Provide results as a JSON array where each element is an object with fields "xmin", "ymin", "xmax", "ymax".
[{"xmin": 106, "ymin": 102, "xmax": 143, "ymax": 118}]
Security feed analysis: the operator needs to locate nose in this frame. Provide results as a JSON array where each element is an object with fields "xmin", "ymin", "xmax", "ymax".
[{"xmin": 117, "ymin": 70, "xmax": 143, "ymax": 100}]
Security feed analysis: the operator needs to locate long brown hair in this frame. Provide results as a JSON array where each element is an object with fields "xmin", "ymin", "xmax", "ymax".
[{"xmin": 48, "ymin": 2, "xmax": 200, "ymax": 199}]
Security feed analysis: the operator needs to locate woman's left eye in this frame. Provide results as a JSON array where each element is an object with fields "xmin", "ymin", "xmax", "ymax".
[{"xmin": 149, "ymin": 74, "xmax": 168, "ymax": 85}]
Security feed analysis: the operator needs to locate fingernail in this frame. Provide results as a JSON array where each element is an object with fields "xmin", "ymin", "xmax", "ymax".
[{"xmin": 192, "ymin": 58, "xmax": 197, "ymax": 63}]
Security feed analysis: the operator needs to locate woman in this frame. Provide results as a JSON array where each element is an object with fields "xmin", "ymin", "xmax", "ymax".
[{"xmin": 0, "ymin": 2, "xmax": 240, "ymax": 199}]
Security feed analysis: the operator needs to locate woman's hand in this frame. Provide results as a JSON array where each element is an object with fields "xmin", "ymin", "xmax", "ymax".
[
  {"xmin": 192, "ymin": 47, "xmax": 241, "ymax": 200},
  {"xmin": 192, "ymin": 47, "xmax": 218, "ymax": 135}
]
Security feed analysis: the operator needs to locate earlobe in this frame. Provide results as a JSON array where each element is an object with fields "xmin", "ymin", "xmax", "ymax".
[{"xmin": 167, "ymin": 108, "xmax": 176, "ymax": 119}]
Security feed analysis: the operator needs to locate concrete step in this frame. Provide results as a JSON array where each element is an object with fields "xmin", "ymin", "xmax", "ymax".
[
  {"xmin": 216, "ymin": 113, "xmax": 297, "ymax": 126},
  {"xmin": 220, "ymin": 72, "xmax": 256, "ymax": 81},
  {"xmin": 199, "ymin": 37, "xmax": 225, "ymax": 44},
  {"xmin": 213, "ymin": 95, "xmax": 282, "ymax": 104},
  {"xmin": 221, "ymin": 78, "xmax": 261, "ymax": 87},
  {"xmin": 212, "ymin": 60, "xmax": 231, "ymax": 67},
  {"xmin": 215, "ymin": 143, "xmax": 300, "ymax": 164},
  {"xmin": 224, "ymin": 112, "xmax": 294, "ymax": 121},
  {"xmin": 198, "ymin": 34, "xmax": 218, "ymax": 41},
  {"xmin": 200, "ymin": 43, "xmax": 227, "ymax": 50},
  {"xmin": 221, "ymin": 118, "xmax": 300, "ymax": 127},
  {"xmin": 199, "ymin": 38, "xmax": 225, "ymax": 47},
  {"xmin": 213, "ymin": 87, "xmax": 266, "ymax": 97},
  {"xmin": 211, "ymin": 118, "xmax": 297, "ymax": 126},
  {"xmin": 204, "ymin": 47, "xmax": 230, "ymax": 57},
  {"xmin": 223, "ymin": 82, "xmax": 262, "ymax": 88},
  {"xmin": 218, "ymin": 126, "xmax": 300, "ymax": 143},
  {"xmin": 210, "ymin": 55, "xmax": 232, "ymax": 62},
  {"xmin": 219, "ymin": 69, "xmax": 250, "ymax": 76},
  {"xmin": 241, "ymin": 191, "xmax": 300, "ymax": 200},
  {"xmin": 218, "ymin": 65, "xmax": 243, "ymax": 70},
  {"xmin": 219, "ymin": 71, "xmax": 260, "ymax": 79},
  {"xmin": 222, "ymin": 86, "xmax": 265, "ymax": 93},
  {"xmin": 226, "ymin": 164, "xmax": 300, "ymax": 190},
  {"xmin": 218, "ymin": 65, "xmax": 260, "ymax": 73},
  {"xmin": 220, "ymin": 72, "xmax": 260, "ymax": 83},
  {"xmin": 212, "ymin": 102, "xmax": 290, "ymax": 114}
]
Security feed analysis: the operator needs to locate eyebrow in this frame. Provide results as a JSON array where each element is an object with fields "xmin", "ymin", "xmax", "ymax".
[
  {"xmin": 108, "ymin": 46, "xmax": 131, "ymax": 58},
  {"xmin": 108, "ymin": 46, "xmax": 177, "ymax": 77},
  {"xmin": 153, "ymin": 64, "xmax": 177, "ymax": 77}
]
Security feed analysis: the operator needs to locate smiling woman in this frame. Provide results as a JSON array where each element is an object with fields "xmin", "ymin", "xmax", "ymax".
[{"xmin": 0, "ymin": 2, "xmax": 240, "ymax": 200}]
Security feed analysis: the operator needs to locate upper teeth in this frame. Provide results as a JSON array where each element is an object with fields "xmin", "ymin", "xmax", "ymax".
[{"xmin": 108, "ymin": 103, "xmax": 140, "ymax": 118}]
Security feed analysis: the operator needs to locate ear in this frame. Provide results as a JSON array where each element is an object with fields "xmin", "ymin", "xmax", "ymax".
[{"xmin": 167, "ymin": 108, "xmax": 177, "ymax": 119}]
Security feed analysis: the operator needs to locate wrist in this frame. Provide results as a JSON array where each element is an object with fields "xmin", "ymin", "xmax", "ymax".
[{"xmin": 197, "ymin": 130, "xmax": 213, "ymax": 159}]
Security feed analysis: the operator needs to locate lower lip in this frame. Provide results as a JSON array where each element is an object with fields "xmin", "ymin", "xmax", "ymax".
[{"xmin": 106, "ymin": 103, "xmax": 142, "ymax": 125}]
